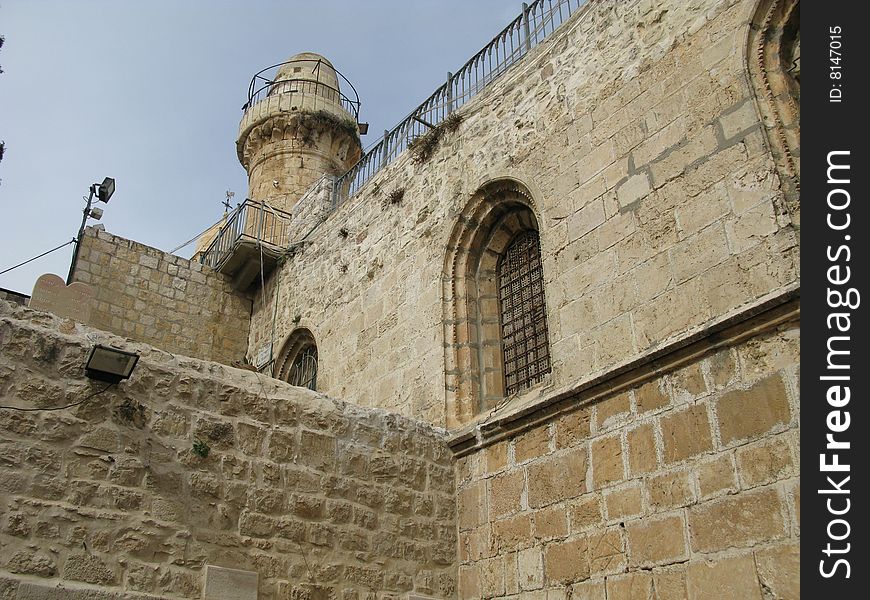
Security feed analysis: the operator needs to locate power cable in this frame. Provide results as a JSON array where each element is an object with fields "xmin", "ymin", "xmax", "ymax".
[
  {"xmin": 0, "ymin": 382, "xmax": 115, "ymax": 412},
  {"xmin": 0, "ymin": 239, "xmax": 76, "ymax": 276}
]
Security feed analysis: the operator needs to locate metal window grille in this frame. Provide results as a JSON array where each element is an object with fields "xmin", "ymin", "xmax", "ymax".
[
  {"xmin": 288, "ymin": 345, "xmax": 318, "ymax": 391},
  {"xmin": 498, "ymin": 230, "xmax": 551, "ymax": 395}
]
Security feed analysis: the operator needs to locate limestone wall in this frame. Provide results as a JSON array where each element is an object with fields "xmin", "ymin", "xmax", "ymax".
[
  {"xmin": 73, "ymin": 227, "xmax": 252, "ymax": 366},
  {"xmin": 0, "ymin": 301, "xmax": 456, "ymax": 599},
  {"xmin": 453, "ymin": 317, "xmax": 800, "ymax": 598},
  {"xmin": 247, "ymin": 0, "xmax": 799, "ymax": 428}
]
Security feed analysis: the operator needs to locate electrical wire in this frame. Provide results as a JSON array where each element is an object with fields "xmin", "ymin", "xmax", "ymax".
[
  {"xmin": 0, "ymin": 239, "xmax": 76, "ymax": 276},
  {"xmin": 168, "ymin": 206, "xmax": 242, "ymax": 254},
  {"xmin": 0, "ymin": 382, "xmax": 115, "ymax": 412}
]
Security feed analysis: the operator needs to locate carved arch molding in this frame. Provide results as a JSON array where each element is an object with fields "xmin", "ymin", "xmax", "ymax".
[
  {"xmin": 274, "ymin": 328, "xmax": 318, "ymax": 390},
  {"xmin": 748, "ymin": 0, "xmax": 800, "ymax": 225},
  {"xmin": 442, "ymin": 179, "xmax": 552, "ymax": 429}
]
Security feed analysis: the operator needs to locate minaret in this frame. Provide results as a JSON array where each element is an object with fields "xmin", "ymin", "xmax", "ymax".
[
  {"xmin": 193, "ymin": 52, "xmax": 362, "ymax": 266},
  {"xmin": 237, "ymin": 52, "xmax": 362, "ymax": 213}
]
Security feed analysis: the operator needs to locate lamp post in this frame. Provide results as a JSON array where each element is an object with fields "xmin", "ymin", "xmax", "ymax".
[{"xmin": 66, "ymin": 177, "xmax": 115, "ymax": 284}]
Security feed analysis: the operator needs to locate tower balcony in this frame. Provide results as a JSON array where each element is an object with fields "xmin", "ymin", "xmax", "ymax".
[{"xmin": 199, "ymin": 200, "xmax": 293, "ymax": 291}]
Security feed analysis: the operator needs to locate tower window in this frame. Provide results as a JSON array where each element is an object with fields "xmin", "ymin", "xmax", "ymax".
[{"xmin": 498, "ymin": 231, "xmax": 551, "ymax": 395}]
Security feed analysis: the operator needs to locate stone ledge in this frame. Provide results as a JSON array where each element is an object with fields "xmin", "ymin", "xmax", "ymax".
[{"xmin": 448, "ymin": 283, "xmax": 800, "ymax": 456}]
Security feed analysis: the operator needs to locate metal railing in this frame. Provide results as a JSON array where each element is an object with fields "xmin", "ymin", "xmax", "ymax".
[
  {"xmin": 333, "ymin": 0, "xmax": 588, "ymax": 205},
  {"xmin": 200, "ymin": 200, "xmax": 293, "ymax": 271},
  {"xmin": 243, "ymin": 58, "xmax": 361, "ymax": 120}
]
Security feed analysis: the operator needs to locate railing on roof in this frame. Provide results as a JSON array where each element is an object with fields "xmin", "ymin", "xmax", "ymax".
[
  {"xmin": 200, "ymin": 200, "xmax": 293, "ymax": 271},
  {"xmin": 333, "ymin": 0, "xmax": 588, "ymax": 206},
  {"xmin": 243, "ymin": 58, "xmax": 361, "ymax": 121},
  {"xmin": 201, "ymin": 0, "xmax": 587, "ymax": 273}
]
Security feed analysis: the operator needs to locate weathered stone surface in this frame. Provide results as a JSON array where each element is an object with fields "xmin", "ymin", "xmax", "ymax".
[
  {"xmin": 0, "ymin": 303, "xmax": 456, "ymax": 599},
  {"xmin": 716, "ymin": 374, "xmax": 791, "ymax": 444},
  {"xmin": 72, "ymin": 229, "xmax": 251, "ymax": 366},
  {"xmin": 544, "ymin": 537, "xmax": 589, "ymax": 584},
  {"xmin": 626, "ymin": 515, "xmax": 687, "ymax": 567},
  {"xmin": 527, "ymin": 447, "xmax": 588, "ymax": 507},
  {"xmin": 660, "ymin": 405, "xmax": 713, "ymax": 464},
  {"xmin": 688, "ymin": 488, "xmax": 786, "ymax": 552},
  {"xmin": 686, "ymin": 555, "xmax": 763, "ymax": 600}
]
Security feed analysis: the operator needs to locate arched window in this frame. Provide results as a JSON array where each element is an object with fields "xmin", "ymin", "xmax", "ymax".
[
  {"xmin": 442, "ymin": 179, "xmax": 552, "ymax": 428},
  {"xmin": 748, "ymin": 0, "xmax": 800, "ymax": 222},
  {"xmin": 274, "ymin": 328, "xmax": 318, "ymax": 390}
]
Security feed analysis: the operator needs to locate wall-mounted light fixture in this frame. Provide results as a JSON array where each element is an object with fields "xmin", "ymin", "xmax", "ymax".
[{"xmin": 85, "ymin": 345, "xmax": 139, "ymax": 383}]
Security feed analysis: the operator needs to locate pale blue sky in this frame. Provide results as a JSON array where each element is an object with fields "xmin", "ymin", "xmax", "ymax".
[{"xmin": 0, "ymin": 0, "xmax": 519, "ymax": 294}]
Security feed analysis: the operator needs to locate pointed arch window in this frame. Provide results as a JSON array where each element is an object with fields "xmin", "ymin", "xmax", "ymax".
[{"xmin": 442, "ymin": 179, "xmax": 552, "ymax": 427}]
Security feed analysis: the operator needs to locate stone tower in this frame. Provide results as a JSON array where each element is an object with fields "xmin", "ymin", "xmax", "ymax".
[
  {"xmin": 193, "ymin": 52, "xmax": 362, "ymax": 265},
  {"xmin": 237, "ymin": 52, "xmax": 363, "ymax": 213}
]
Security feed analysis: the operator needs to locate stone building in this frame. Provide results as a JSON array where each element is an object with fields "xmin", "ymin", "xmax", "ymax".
[{"xmin": 0, "ymin": 0, "xmax": 799, "ymax": 598}]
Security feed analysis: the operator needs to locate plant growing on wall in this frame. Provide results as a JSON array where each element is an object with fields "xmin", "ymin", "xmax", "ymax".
[
  {"xmin": 408, "ymin": 112, "xmax": 463, "ymax": 163},
  {"xmin": 192, "ymin": 439, "xmax": 210, "ymax": 458}
]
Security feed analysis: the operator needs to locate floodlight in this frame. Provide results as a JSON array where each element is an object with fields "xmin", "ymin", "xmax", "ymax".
[
  {"xmin": 97, "ymin": 177, "xmax": 115, "ymax": 203},
  {"xmin": 85, "ymin": 345, "xmax": 139, "ymax": 383},
  {"xmin": 88, "ymin": 207, "xmax": 104, "ymax": 220}
]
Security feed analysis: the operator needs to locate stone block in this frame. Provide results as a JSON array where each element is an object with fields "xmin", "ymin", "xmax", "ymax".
[
  {"xmin": 626, "ymin": 423, "xmax": 658, "ymax": 476},
  {"xmin": 688, "ymin": 488, "xmax": 786, "ymax": 552},
  {"xmin": 203, "ymin": 565, "xmax": 258, "ymax": 600},
  {"xmin": 544, "ymin": 537, "xmax": 589, "ymax": 584},
  {"xmin": 604, "ymin": 485, "xmax": 643, "ymax": 520},
  {"xmin": 606, "ymin": 572, "xmax": 654, "ymax": 600},
  {"xmin": 458, "ymin": 481, "xmax": 486, "ymax": 531},
  {"xmin": 492, "ymin": 514, "xmax": 533, "ymax": 553},
  {"xmin": 652, "ymin": 568, "xmax": 688, "ymax": 600},
  {"xmin": 635, "ymin": 380, "xmax": 669, "ymax": 413},
  {"xmin": 527, "ymin": 447, "xmax": 588, "ymax": 508},
  {"xmin": 591, "ymin": 434, "xmax": 624, "ymax": 489},
  {"xmin": 633, "ymin": 117, "xmax": 686, "ymax": 167},
  {"xmin": 568, "ymin": 199, "xmax": 606, "ymax": 241},
  {"xmin": 617, "ymin": 174, "xmax": 651, "ymax": 209},
  {"xmin": 754, "ymin": 543, "xmax": 799, "ymax": 600},
  {"xmin": 587, "ymin": 529, "xmax": 626, "ymax": 576},
  {"xmin": 660, "ymin": 404, "xmax": 713, "ymax": 464},
  {"xmin": 514, "ymin": 425, "xmax": 551, "ymax": 463},
  {"xmin": 459, "ymin": 565, "xmax": 481, "ymax": 600},
  {"xmin": 568, "ymin": 494, "xmax": 602, "ymax": 533},
  {"xmin": 569, "ymin": 579, "xmax": 607, "ymax": 600},
  {"xmin": 533, "ymin": 505, "xmax": 569, "ymax": 540},
  {"xmin": 478, "ymin": 556, "xmax": 506, "ymax": 598},
  {"xmin": 716, "ymin": 374, "xmax": 790, "ymax": 444},
  {"xmin": 626, "ymin": 515, "xmax": 687, "ymax": 567},
  {"xmin": 686, "ymin": 555, "xmax": 763, "ymax": 600},
  {"xmin": 517, "ymin": 547, "xmax": 544, "ymax": 591},
  {"xmin": 696, "ymin": 454, "xmax": 737, "ymax": 499},
  {"xmin": 736, "ymin": 436, "xmax": 794, "ymax": 487},
  {"xmin": 647, "ymin": 470, "xmax": 694, "ymax": 511},
  {"xmin": 62, "ymin": 554, "xmax": 116, "ymax": 585},
  {"xmin": 489, "ymin": 470, "xmax": 525, "ymax": 518},
  {"xmin": 554, "ymin": 408, "xmax": 592, "ymax": 449},
  {"xmin": 595, "ymin": 392, "xmax": 631, "ymax": 430}
]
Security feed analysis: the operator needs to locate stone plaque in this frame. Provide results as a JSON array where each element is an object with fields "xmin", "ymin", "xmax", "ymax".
[
  {"xmin": 203, "ymin": 565, "xmax": 258, "ymax": 600},
  {"xmin": 28, "ymin": 273, "xmax": 94, "ymax": 322}
]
